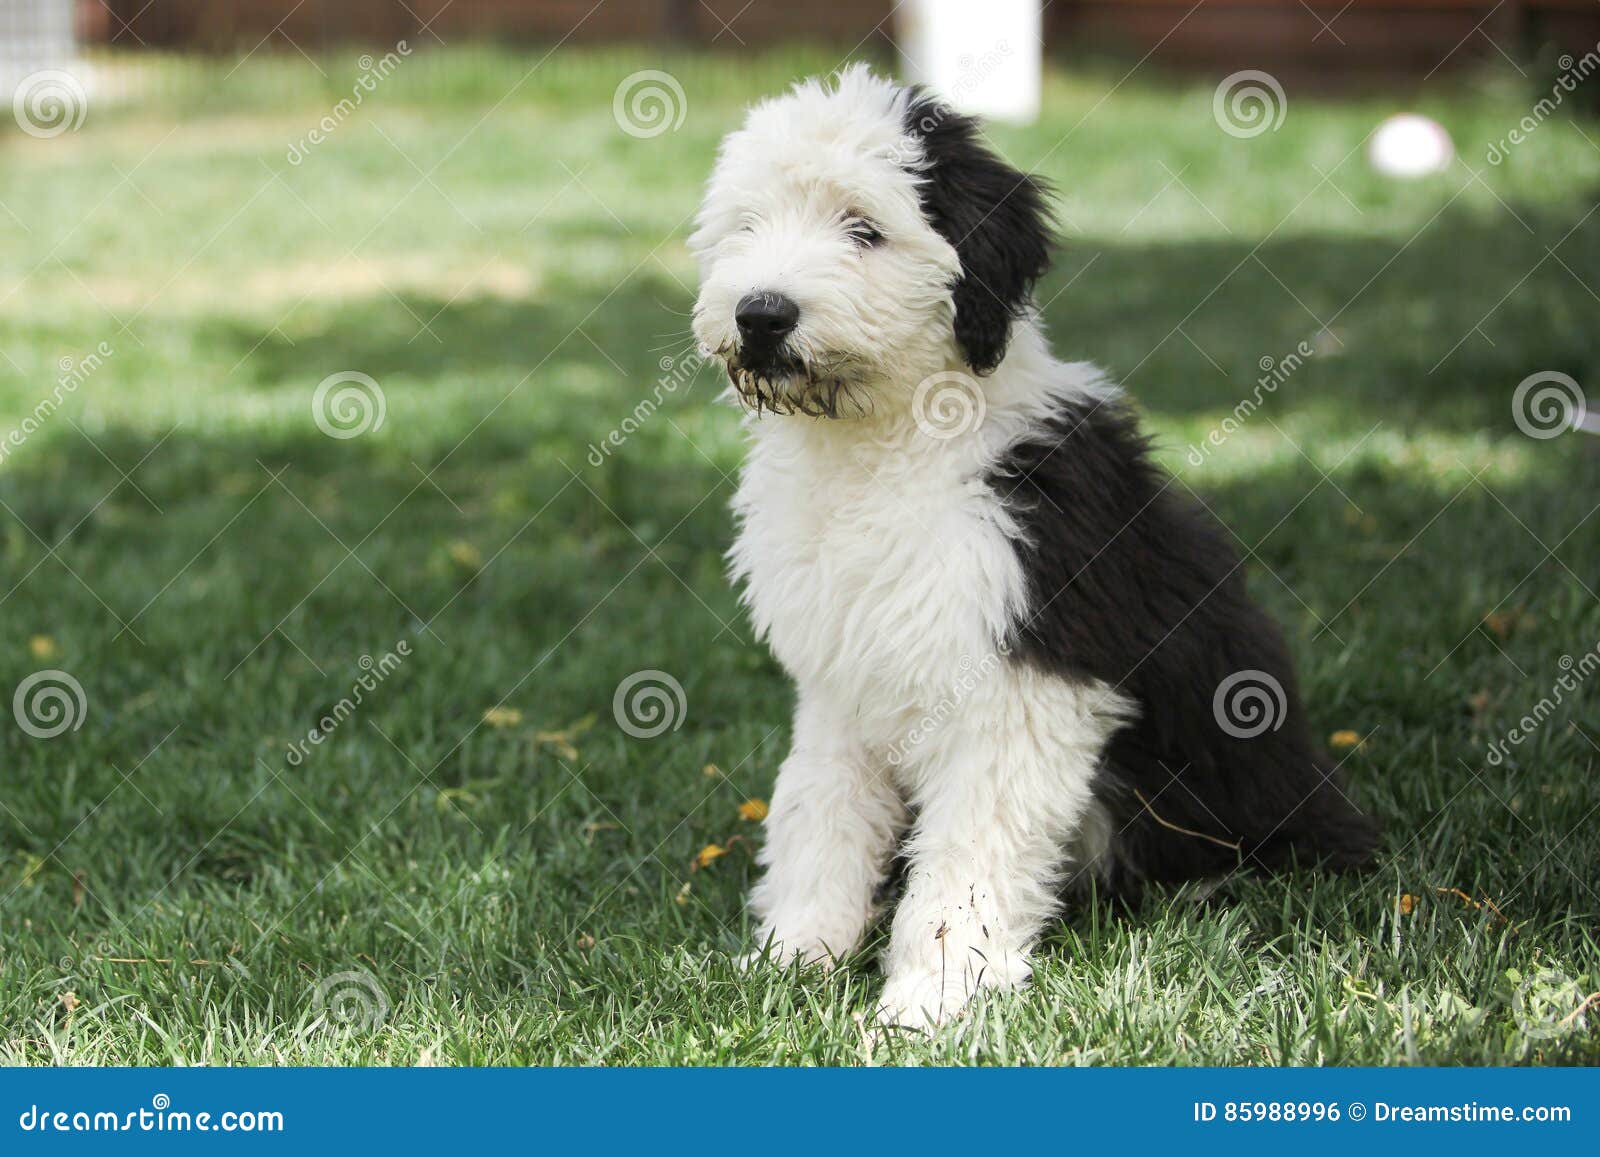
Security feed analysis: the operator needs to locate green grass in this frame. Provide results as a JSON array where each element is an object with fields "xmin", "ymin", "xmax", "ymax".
[{"xmin": 2, "ymin": 45, "xmax": 1598, "ymax": 1065}]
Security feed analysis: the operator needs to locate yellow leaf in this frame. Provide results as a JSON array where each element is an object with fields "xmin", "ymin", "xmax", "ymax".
[
  {"xmin": 482, "ymin": 706, "xmax": 523, "ymax": 729},
  {"xmin": 1329, "ymin": 729, "xmax": 1361, "ymax": 750},
  {"xmin": 448, "ymin": 540, "xmax": 483, "ymax": 569},
  {"xmin": 1398, "ymin": 893, "xmax": 1417, "ymax": 915},
  {"xmin": 737, "ymin": 798, "xmax": 769, "ymax": 822},
  {"xmin": 28, "ymin": 635, "xmax": 56, "ymax": 660},
  {"xmin": 695, "ymin": 843, "xmax": 726, "ymax": 869}
]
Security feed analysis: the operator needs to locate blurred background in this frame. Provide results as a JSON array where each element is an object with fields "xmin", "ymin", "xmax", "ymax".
[{"xmin": 1, "ymin": 2, "xmax": 1597, "ymax": 1063}]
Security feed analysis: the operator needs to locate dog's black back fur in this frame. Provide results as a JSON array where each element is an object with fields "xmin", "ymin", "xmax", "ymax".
[
  {"xmin": 987, "ymin": 400, "xmax": 1378, "ymax": 888},
  {"xmin": 903, "ymin": 85, "xmax": 1376, "ymax": 888}
]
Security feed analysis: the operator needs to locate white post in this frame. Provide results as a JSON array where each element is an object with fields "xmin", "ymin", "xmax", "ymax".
[{"xmin": 897, "ymin": 0, "xmax": 1042, "ymax": 124}]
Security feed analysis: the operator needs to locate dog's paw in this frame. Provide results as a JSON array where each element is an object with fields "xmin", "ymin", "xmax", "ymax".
[
  {"xmin": 875, "ymin": 969, "xmax": 966, "ymax": 1031},
  {"xmin": 875, "ymin": 946, "xmax": 1032, "ymax": 1030}
]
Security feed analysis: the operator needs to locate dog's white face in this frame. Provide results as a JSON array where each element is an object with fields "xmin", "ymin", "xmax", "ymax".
[{"xmin": 690, "ymin": 65, "xmax": 1052, "ymax": 418}]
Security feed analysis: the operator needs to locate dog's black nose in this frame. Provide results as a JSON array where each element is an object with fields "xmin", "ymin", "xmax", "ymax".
[{"xmin": 735, "ymin": 291, "xmax": 799, "ymax": 348}]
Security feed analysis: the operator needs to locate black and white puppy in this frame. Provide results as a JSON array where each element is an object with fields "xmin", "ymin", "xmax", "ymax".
[{"xmin": 690, "ymin": 66, "xmax": 1376, "ymax": 1028}]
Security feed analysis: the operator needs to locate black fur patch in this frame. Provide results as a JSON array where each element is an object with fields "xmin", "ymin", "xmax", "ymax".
[
  {"xmin": 901, "ymin": 92, "xmax": 1053, "ymax": 374},
  {"xmin": 986, "ymin": 398, "xmax": 1378, "ymax": 888}
]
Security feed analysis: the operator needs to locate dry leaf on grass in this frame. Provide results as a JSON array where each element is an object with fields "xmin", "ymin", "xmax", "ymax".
[
  {"xmin": 482, "ymin": 706, "xmax": 523, "ymax": 729},
  {"xmin": 737, "ymin": 798, "xmax": 769, "ymax": 822}
]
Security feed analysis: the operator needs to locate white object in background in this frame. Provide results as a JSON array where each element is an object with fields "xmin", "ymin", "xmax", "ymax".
[
  {"xmin": 898, "ymin": 0, "xmax": 1042, "ymax": 123},
  {"xmin": 1367, "ymin": 114, "xmax": 1455, "ymax": 179}
]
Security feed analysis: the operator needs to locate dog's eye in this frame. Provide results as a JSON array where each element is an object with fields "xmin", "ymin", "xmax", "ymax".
[{"xmin": 845, "ymin": 218, "xmax": 883, "ymax": 248}]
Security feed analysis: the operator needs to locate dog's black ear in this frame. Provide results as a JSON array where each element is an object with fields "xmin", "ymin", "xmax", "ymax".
[{"xmin": 903, "ymin": 92, "xmax": 1054, "ymax": 375}]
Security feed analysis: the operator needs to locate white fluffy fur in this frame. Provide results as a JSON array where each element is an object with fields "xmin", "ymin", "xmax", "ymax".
[{"xmin": 691, "ymin": 67, "xmax": 1134, "ymax": 1028}]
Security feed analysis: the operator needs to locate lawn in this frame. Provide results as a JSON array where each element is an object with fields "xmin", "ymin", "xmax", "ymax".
[{"xmin": 1, "ymin": 44, "xmax": 1598, "ymax": 1065}]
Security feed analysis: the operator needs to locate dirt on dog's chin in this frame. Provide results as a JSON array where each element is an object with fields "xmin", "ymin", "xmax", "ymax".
[{"xmin": 726, "ymin": 364, "xmax": 867, "ymax": 419}]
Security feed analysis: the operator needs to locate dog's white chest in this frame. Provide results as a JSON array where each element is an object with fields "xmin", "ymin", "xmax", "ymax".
[{"xmin": 730, "ymin": 426, "xmax": 1024, "ymax": 719}]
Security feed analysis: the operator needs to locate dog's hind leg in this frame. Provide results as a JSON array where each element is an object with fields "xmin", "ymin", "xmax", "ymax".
[{"xmin": 744, "ymin": 689, "xmax": 907, "ymax": 969}]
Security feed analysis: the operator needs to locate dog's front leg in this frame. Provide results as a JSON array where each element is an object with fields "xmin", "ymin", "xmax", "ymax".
[
  {"xmin": 877, "ymin": 678, "xmax": 1119, "ymax": 1028},
  {"xmin": 745, "ymin": 690, "xmax": 907, "ymax": 968}
]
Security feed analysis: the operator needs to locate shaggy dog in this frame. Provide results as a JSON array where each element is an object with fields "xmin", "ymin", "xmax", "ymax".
[{"xmin": 690, "ymin": 65, "xmax": 1376, "ymax": 1028}]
